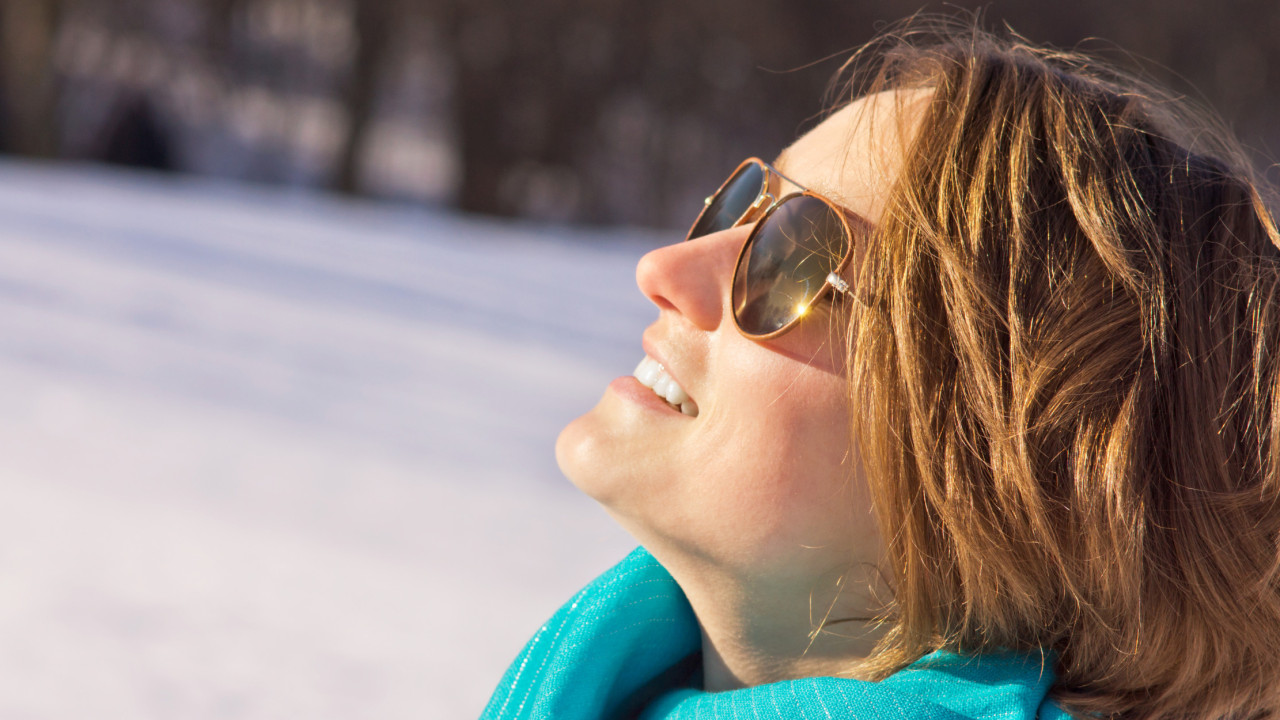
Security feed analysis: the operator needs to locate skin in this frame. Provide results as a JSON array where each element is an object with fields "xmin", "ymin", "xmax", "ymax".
[{"xmin": 555, "ymin": 89, "xmax": 928, "ymax": 690}]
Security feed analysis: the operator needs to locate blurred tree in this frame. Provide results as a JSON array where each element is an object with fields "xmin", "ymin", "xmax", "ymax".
[
  {"xmin": 334, "ymin": 0, "xmax": 393, "ymax": 194},
  {"xmin": 101, "ymin": 93, "xmax": 175, "ymax": 170},
  {"xmin": 203, "ymin": 0, "xmax": 238, "ymax": 66},
  {"xmin": 2, "ymin": 0, "xmax": 1277, "ymax": 227},
  {"xmin": 436, "ymin": 0, "xmax": 880, "ymax": 224},
  {"xmin": 1, "ymin": 0, "xmax": 63, "ymax": 157}
]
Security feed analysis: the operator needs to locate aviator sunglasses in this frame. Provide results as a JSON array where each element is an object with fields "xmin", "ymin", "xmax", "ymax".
[{"xmin": 687, "ymin": 157, "xmax": 862, "ymax": 339}]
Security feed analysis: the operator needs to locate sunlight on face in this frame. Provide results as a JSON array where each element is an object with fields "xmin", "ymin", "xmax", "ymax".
[{"xmin": 556, "ymin": 89, "xmax": 928, "ymax": 591}]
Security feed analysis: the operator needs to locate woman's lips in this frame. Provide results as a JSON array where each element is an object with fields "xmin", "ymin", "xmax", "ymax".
[
  {"xmin": 609, "ymin": 376, "xmax": 688, "ymax": 415},
  {"xmin": 633, "ymin": 356, "xmax": 698, "ymax": 416},
  {"xmin": 609, "ymin": 354, "xmax": 700, "ymax": 418}
]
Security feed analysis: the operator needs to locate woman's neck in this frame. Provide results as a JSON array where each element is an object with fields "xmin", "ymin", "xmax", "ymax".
[{"xmin": 675, "ymin": 563, "xmax": 886, "ymax": 691}]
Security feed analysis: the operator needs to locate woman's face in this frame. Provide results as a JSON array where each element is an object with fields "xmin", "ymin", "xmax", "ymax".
[{"xmin": 556, "ymin": 91, "xmax": 922, "ymax": 588}]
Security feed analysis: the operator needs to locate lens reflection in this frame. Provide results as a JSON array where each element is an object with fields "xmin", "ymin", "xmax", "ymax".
[
  {"xmin": 689, "ymin": 162, "xmax": 766, "ymax": 239},
  {"xmin": 732, "ymin": 196, "xmax": 850, "ymax": 336}
]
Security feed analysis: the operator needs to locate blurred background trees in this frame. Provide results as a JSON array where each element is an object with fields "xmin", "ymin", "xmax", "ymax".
[{"xmin": 1, "ymin": 0, "xmax": 1277, "ymax": 228}]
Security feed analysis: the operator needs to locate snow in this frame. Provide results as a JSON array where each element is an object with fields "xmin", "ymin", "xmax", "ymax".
[{"xmin": 0, "ymin": 160, "xmax": 658, "ymax": 717}]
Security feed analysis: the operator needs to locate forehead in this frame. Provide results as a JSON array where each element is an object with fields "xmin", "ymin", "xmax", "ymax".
[{"xmin": 774, "ymin": 88, "xmax": 931, "ymax": 224}]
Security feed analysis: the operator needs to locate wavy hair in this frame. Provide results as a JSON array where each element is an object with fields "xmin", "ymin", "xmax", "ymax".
[{"xmin": 841, "ymin": 18, "xmax": 1280, "ymax": 720}]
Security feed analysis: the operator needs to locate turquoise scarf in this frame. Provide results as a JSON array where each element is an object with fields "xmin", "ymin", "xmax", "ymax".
[{"xmin": 482, "ymin": 548, "xmax": 1070, "ymax": 720}]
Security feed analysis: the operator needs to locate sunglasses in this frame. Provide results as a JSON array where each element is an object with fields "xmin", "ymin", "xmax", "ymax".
[{"xmin": 687, "ymin": 157, "xmax": 861, "ymax": 339}]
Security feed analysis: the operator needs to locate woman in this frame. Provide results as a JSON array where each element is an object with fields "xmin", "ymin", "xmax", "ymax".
[{"xmin": 484, "ymin": 17, "xmax": 1280, "ymax": 720}]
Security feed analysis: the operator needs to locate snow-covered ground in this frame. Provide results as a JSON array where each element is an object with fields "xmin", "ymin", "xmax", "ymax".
[{"xmin": 0, "ymin": 160, "xmax": 658, "ymax": 718}]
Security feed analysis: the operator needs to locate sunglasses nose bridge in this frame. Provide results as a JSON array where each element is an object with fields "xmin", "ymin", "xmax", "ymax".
[{"xmin": 729, "ymin": 191, "xmax": 779, "ymax": 231}]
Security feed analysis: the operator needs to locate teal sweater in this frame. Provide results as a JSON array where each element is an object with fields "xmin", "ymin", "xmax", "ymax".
[{"xmin": 482, "ymin": 548, "xmax": 1070, "ymax": 720}]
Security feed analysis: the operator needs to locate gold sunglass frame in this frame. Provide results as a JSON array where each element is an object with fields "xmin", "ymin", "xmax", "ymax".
[
  {"xmin": 685, "ymin": 157, "xmax": 800, "ymax": 241},
  {"xmin": 688, "ymin": 158, "xmax": 860, "ymax": 341}
]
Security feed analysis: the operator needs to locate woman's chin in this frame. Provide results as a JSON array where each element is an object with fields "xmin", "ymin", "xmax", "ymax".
[
  {"xmin": 554, "ymin": 411, "xmax": 595, "ymax": 491},
  {"xmin": 555, "ymin": 398, "xmax": 665, "ymax": 522},
  {"xmin": 556, "ymin": 405, "xmax": 625, "ymax": 503}
]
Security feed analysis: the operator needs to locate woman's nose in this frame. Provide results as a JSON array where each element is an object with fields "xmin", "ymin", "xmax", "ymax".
[{"xmin": 635, "ymin": 227, "xmax": 747, "ymax": 331}]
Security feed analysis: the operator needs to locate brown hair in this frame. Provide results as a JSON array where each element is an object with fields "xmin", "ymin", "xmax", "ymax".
[{"xmin": 841, "ymin": 17, "xmax": 1280, "ymax": 720}]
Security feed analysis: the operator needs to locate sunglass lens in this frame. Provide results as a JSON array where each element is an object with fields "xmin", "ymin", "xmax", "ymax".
[
  {"xmin": 732, "ymin": 196, "xmax": 850, "ymax": 336},
  {"xmin": 689, "ymin": 162, "xmax": 766, "ymax": 239}
]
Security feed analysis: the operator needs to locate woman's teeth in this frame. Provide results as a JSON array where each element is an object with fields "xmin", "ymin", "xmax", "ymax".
[{"xmin": 634, "ymin": 356, "xmax": 699, "ymax": 417}]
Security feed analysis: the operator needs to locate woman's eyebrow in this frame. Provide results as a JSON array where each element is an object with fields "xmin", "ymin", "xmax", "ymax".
[{"xmin": 770, "ymin": 148, "xmax": 873, "ymax": 227}]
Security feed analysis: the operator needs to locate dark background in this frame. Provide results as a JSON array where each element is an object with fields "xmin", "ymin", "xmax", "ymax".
[{"xmin": 3, "ymin": 0, "xmax": 1277, "ymax": 228}]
